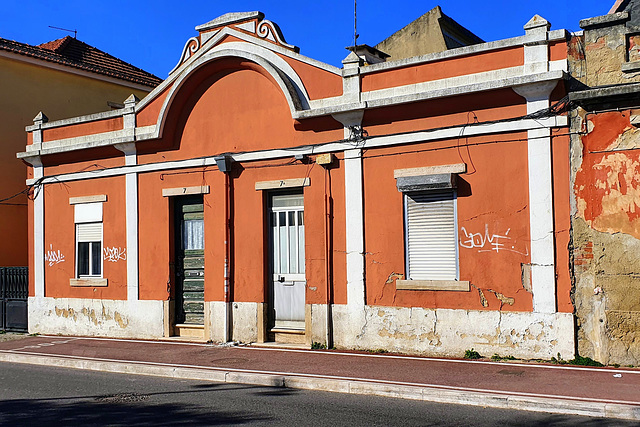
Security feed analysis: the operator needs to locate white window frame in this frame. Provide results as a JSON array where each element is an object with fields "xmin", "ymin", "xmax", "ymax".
[
  {"xmin": 70, "ymin": 200, "xmax": 107, "ymax": 287},
  {"xmin": 75, "ymin": 222, "xmax": 103, "ymax": 278},
  {"xmin": 403, "ymin": 190, "xmax": 460, "ymax": 282}
]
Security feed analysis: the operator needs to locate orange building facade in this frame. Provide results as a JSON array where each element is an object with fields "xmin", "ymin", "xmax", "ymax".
[{"xmin": 22, "ymin": 12, "xmax": 575, "ymax": 358}]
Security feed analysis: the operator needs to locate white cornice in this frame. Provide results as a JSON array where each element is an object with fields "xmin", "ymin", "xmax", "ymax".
[{"xmin": 25, "ymin": 115, "xmax": 567, "ymax": 186}]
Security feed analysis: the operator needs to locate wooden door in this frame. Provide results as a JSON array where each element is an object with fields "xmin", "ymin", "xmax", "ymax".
[{"xmin": 175, "ymin": 196, "xmax": 205, "ymax": 325}]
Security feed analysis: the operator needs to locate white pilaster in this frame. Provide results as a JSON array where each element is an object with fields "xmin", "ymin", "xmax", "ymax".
[
  {"xmin": 523, "ymin": 15, "xmax": 551, "ymax": 74},
  {"xmin": 344, "ymin": 148, "xmax": 365, "ymax": 310},
  {"xmin": 341, "ymin": 52, "xmax": 362, "ymax": 103},
  {"xmin": 29, "ymin": 112, "xmax": 48, "ymax": 299},
  {"xmin": 117, "ymin": 94, "xmax": 140, "ymax": 301},
  {"xmin": 514, "ymin": 81, "xmax": 558, "ymax": 313},
  {"xmin": 333, "ymin": 110, "xmax": 366, "ymax": 341},
  {"xmin": 32, "ymin": 156, "xmax": 45, "ymax": 298}
]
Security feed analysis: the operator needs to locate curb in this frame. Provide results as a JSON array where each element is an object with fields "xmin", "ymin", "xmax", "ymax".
[{"xmin": 0, "ymin": 351, "xmax": 638, "ymax": 421}]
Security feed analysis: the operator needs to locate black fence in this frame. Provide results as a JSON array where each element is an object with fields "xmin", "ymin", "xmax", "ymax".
[{"xmin": 0, "ymin": 267, "xmax": 28, "ymax": 332}]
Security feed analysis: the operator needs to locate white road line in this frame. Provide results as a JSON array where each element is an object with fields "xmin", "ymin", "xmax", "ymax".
[
  {"xmin": 37, "ymin": 335, "xmax": 640, "ymax": 375},
  {"xmin": 1, "ymin": 349, "xmax": 639, "ymax": 407},
  {"xmin": 9, "ymin": 337, "xmax": 81, "ymax": 352},
  {"xmin": 39, "ymin": 335, "xmax": 214, "ymax": 347}
]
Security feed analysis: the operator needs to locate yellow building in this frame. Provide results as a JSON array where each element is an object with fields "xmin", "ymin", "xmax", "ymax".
[{"xmin": 0, "ymin": 36, "xmax": 161, "ymax": 267}]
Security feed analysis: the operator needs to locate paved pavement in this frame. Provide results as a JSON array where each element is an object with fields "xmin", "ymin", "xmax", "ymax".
[{"xmin": 0, "ymin": 335, "xmax": 638, "ymax": 421}]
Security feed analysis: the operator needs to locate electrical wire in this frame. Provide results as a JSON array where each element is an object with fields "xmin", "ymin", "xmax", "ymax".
[{"xmin": 23, "ymin": 98, "xmax": 573, "ymax": 193}]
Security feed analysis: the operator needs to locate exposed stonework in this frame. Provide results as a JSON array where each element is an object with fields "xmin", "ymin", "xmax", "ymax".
[{"xmin": 572, "ymin": 218, "xmax": 640, "ymax": 365}]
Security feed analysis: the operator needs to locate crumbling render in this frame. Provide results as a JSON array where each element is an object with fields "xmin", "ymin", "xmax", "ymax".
[
  {"xmin": 487, "ymin": 290, "xmax": 516, "ymax": 309},
  {"xmin": 470, "ymin": 283, "xmax": 489, "ymax": 307}
]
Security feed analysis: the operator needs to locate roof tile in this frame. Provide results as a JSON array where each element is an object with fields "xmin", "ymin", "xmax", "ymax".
[{"xmin": 0, "ymin": 36, "xmax": 162, "ymax": 88}]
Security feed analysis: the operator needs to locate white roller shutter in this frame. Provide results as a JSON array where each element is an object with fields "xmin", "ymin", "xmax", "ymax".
[
  {"xmin": 77, "ymin": 223, "xmax": 102, "ymax": 242},
  {"xmin": 405, "ymin": 191, "xmax": 457, "ymax": 280}
]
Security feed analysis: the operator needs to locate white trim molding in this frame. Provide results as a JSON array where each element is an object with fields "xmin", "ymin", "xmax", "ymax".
[
  {"xmin": 162, "ymin": 186, "xmax": 211, "ymax": 197},
  {"xmin": 69, "ymin": 195, "xmax": 107, "ymax": 205},
  {"xmin": 394, "ymin": 163, "xmax": 467, "ymax": 178},
  {"xmin": 24, "ymin": 116, "xmax": 567, "ymax": 187},
  {"xmin": 255, "ymin": 178, "xmax": 310, "ymax": 190}
]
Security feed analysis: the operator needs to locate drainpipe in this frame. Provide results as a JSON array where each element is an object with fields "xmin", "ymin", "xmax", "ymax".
[
  {"xmin": 216, "ymin": 155, "xmax": 233, "ymax": 343},
  {"xmin": 324, "ymin": 167, "xmax": 334, "ymax": 348}
]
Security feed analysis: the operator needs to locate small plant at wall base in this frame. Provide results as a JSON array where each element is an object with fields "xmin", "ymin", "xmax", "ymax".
[
  {"xmin": 311, "ymin": 342, "xmax": 326, "ymax": 350},
  {"xmin": 491, "ymin": 354, "xmax": 516, "ymax": 361},
  {"xmin": 551, "ymin": 353, "xmax": 604, "ymax": 367},
  {"xmin": 464, "ymin": 348, "xmax": 482, "ymax": 359}
]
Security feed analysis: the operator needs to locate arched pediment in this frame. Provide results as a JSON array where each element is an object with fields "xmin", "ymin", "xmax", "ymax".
[{"xmin": 154, "ymin": 42, "xmax": 311, "ymax": 139}]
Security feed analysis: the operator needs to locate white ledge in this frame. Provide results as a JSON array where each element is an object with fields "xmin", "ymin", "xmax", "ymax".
[
  {"xmin": 394, "ymin": 164, "xmax": 466, "ymax": 179},
  {"xmin": 396, "ymin": 280, "xmax": 470, "ymax": 291},
  {"xmin": 162, "ymin": 186, "xmax": 210, "ymax": 197},
  {"xmin": 69, "ymin": 195, "xmax": 107, "ymax": 205},
  {"xmin": 70, "ymin": 278, "xmax": 108, "ymax": 287},
  {"xmin": 255, "ymin": 178, "xmax": 310, "ymax": 190}
]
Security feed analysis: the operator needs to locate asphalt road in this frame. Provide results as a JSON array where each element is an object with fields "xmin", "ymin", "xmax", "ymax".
[{"xmin": 0, "ymin": 362, "xmax": 636, "ymax": 426}]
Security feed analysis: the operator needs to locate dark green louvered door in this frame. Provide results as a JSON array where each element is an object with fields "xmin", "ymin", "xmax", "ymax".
[{"xmin": 175, "ymin": 196, "xmax": 205, "ymax": 325}]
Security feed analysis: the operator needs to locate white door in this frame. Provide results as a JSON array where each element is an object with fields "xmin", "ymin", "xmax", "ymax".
[{"xmin": 270, "ymin": 193, "xmax": 305, "ymax": 330}]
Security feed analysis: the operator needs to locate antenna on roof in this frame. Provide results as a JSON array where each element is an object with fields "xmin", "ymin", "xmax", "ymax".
[
  {"xmin": 354, "ymin": 0, "xmax": 359, "ymax": 46},
  {"xmin": 48, "ymin": 26, "xmax": 77, "ymax": 39}
]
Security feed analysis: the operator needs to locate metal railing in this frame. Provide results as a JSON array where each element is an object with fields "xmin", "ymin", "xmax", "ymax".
[{"xmin": 0, "ymin": 267, "xmax": 28, "ymax": 332}]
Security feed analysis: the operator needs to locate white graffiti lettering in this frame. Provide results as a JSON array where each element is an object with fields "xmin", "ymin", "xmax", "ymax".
[
  {"xmin": 103, "ymin": 247, "xmax": 126, "ymax": 262},
  {"xmin": 459, "ymin": 224, "xmax": 528, "ymax": 255},
  {"xmin": 44, "ymin": 244, "xmax": 65, "ymax": 266}
]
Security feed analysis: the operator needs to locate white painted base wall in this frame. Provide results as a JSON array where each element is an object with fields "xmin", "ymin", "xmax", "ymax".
[
  {"xmin": 207, "ymin": 301, "xmax": 228, "ymax": 342},
  {"xmin": 332, "ymin": 305, "xmax": 575, "ymax": 360},
  {"xmin": 29, "ymin": 297, "xmax": 575, "ymax": 360},
  {"xmin": 231, "ymin": 301, "xmax": 259, "ymax": 343},
  {"xmin": 28, "ymin": 297, "xmax": 164, "ymax": 338}
]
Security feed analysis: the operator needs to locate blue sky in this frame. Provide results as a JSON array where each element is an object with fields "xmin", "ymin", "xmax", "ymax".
[{"xmin": 2, "ymin": 1, "xmax": 612, "ymax": 78}]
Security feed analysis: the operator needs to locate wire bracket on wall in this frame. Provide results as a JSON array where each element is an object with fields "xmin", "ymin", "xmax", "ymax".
[{"xmin": 347, "ymin": 125, "xmax": 368, "ymax": 146}]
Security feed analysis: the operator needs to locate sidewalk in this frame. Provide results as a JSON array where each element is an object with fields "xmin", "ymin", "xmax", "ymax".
[{"xmin": 0, "ymin": 335, "xmax": 638, "ymax": 421}]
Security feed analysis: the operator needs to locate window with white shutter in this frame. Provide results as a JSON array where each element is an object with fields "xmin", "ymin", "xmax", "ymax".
[
  {"xmin": 404, "ymin": 191, "xmax": 458, "ymax": 281},
  {"xmin": 73, "ymin": 202, "xmax": 103, "ymax": 278}
]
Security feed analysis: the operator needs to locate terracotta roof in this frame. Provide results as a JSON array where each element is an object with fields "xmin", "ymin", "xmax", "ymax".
[{"xmin": 0, "ymin": 36, "xmax": 162, "ymax": 88}]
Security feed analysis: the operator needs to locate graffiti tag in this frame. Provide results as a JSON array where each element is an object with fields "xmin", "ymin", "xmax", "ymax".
[
  {"xmin": 44, "ymin": 244, "xmax": 65, "ymax": 266},
  {"xmin": 459, "ymin": 224, "xmax": 528, "ymax": 255},
  {"xmin": 103, "ymin": 247, "xmax": 126, "ymax": 263}
]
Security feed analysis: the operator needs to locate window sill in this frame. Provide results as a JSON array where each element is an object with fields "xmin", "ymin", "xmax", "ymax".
[
  {"xmin": 70, "ymin": 278, "xmax": 108, "ymax": 287},
  {"xmin": 396, "ymin": 280, "xmax": 469, "ymax": 291}
]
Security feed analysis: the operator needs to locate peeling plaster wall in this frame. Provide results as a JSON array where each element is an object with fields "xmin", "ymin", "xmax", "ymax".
[
  {"xmin": 28, "ymin": 297, "xmax": 164, "ymax": 338},
  {"xmin": 332, "ymin": 305, "xmax": 574, "ymax": 359},
  {"xmin": 569, "ymin": 104, "xmax": 640, "ymax": 365}
]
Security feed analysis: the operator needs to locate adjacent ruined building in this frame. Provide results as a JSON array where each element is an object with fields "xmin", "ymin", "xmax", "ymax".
[{"xmin": 569, "ymin": 0, "xmax": 640, "ymax": 365}]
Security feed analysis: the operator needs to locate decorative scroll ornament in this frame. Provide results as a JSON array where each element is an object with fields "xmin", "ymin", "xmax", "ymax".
[
  {"xmin": 256, "ymin": 20, "xmax": 299, "ymax": 52},
  {"xmin": 169, "ymin": 37, "xmax": 201, "ymax": 75}
]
